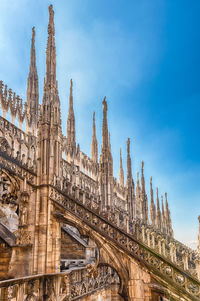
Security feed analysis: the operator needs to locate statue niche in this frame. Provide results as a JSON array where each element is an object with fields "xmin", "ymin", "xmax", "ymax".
[
  {"xmin": 0, "ymin": 137, "xmax": 11, "ymax": 154},
  {"xmin": 0, "ymin": 170, "xmax": 19, "ymax": 233}
]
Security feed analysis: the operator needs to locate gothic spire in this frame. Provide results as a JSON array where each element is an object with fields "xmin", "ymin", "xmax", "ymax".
[
  {"xmin": 156, "ymin": 188, "xmax": 160, "ymax": 211},
  {"xmin": 29, "ymin": 27, "xmax": 37, "ymax": 73},
  {"xmin": 136, "ymin": 171, "xmax": 140, "ymax": 199},
  {"xmin": 26, "ymin": 26, "xmax": 39, "ymax": 133},
  {"xmin": 150, "ymin": 177, "xmax": 156, "ymax": 226},
  {"xmin": 126, "ymin": 138, "xmax": 132, "ymax": 185},
  {"xmin": 102, "ymin": 96, "xmax": 109, "ymax": 153},
  {"xmin": 165, "ymin": 192, "xmax": 170, "ymax": 219},
  {"xmin": 161, "ymin": 195, "xmax": 165, "ymax": 216},
  {"xmin": 91, "ymin": 111, "xmax": 98, "ymax": 163},
  {"xmin": 44, "ymin": 4, "xmax": 57, "ymax": 93},
  {"xmin": 119, "ymin": 148, "xmax": 124, "ymax": 187},
  {"xmin": 126, "ymin": 138, "xmax": 135, "ymax": 220},
  {"xmin": 161, "ymin": 195, "xmax": 166, "ymax": 233},
  {"xmin": 141, "ymin": 161, "xmax": 145, "ymax": 193},
  {"xmin": 99, "ymin": 97, "xmax": 113, "ymax": 211},
  {"xmin": 165, "ymin": 192, "xmax": 173, "ymax": 236},
  {"xmin": 156, "ymin": 188, "xmax": 161, "ymax": 230},
  {"xmin": 67, "ymin": 79, "xmax": 76, "ymax": 155},
  {"xmin": 140, "ymin": 161, "xmax": 148, "ymax": 222}
]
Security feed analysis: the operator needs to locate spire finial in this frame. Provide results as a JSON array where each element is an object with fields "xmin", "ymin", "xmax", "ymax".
[
  {"xmin": 103, "ymin": 96, "xmax": 107, "ymax": 112},
  {"xmin": 156, "ymin": 187, "xmax": 160, "ymax": 210},
  {"xmin": 165, "ymin": 192, "xmax": 168, "ymax": 209},
  {"xmin": 141, "ymin": 160, "xmax": 145, "ymax": 193},
  {"xmin": 101, "ymin": 96, "xmax": 108, "ymax": 152},
  {"xmin": 32, "ymin": 26, "xmax": 35, "ymax": 40},
  {"xmin": 91, "ymin": 111, "xmax": 98, "ymax": 163},
  {"xmin": 44, "ymin": 3, "xmax": 57, "ymax": 94},
  {"xmin": 127, "ymin": 138, "xmax": 130, "ymax": 156},
  {"xmin": 67, "ymin": 79, "xmax": 76, "ymax": 155},
  {"xmin": 30, "ymin": 26, "xmax": 36, "ymax": 71},
  {"xmin": 92, "ymin": 111, "xmax": 96, "ymax": 136},
  {"xmin": 150, "ymin": 176, "xmax": 156, "ymax": 226},
  {"xmin": 161, "ymin": 195, "xmax": 164, "ymax": 214},
  {"xmin": 156, "ymin": 187, "xmax": 161, "ymax": 230},
  {"xmin": 141, "ymin": 161, "xmax": 144, "ymax": 175},
  {"xmin": 48, "ymin": 4, "xmax": 55, "ymax": 36},
  {"xmin": 150, "ymin": 177, "xmax": 153, "ymax": 200},
  {"xmin": 26, "ymin": 25, "xmax": 39, "ymax": 133},
  {"xmin": 119, "ymin": 148, "xmax": 124, "ymax": 186},
  {"xmin": 69, "ymin": 79, "xmax": 73, "ymax": 110},
  {"xmin": 126, "ymin": 138, "xmax": 133, "ymax": 184}
]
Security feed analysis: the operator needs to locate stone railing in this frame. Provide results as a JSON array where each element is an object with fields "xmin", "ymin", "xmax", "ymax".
[
  {"xmin": 61, "ymin": 162, "xmax": 200, "ymax": 281},
  {"xmin": 0, "ymin": 116, "xmax": 36, "ymax": 174},
  {"xmin": 0, "ymin": 265, "xmax": 120, "ymax": 300},
  {"xmin": 137, "ymin": 222, "xmax": 198, "ymax": 278},
  {"xmin": 50, "ymin": 186, "xmax": 200, "ymax": 300},
  {"xmin": 0, "ymin": 81, "xmax": 37, "ymax": 131},
  {"xmin": 62, "ymin": 159, "xmax": 99, "ymax": 203}
]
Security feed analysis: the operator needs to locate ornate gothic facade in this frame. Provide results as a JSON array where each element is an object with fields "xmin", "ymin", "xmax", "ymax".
[{"xmin": 0, "ymin": 5, "xmax": 200, "ymax": 301}]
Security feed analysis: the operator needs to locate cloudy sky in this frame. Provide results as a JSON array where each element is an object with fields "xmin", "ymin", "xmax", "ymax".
[{"xmin": 0, "ymin": 0, "xmax": 200, "ymax": 248}]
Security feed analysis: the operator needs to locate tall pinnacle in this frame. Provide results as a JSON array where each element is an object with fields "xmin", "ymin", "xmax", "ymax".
[
  {"xmin": 156, "ymin": 188, "xmax": 160, "ymax": 211},
  {"xmin": 67, "ymin": 79, "xmax": 76, "ymax": 154},
  {"xmin": 91, "ymin": 112, "xmax": 98, "ymax": 163},
  {"xmin": 161, "ymin": 195, "xmax": 165, "ymax": 216},
  {"xmin": 156, "ymin": 188, "xmax": 161, "ymax": 230},
  {"xmin": 69, "ymin": 79, "xmax": 73, "ymax": 111},
  {"xmin": 30, "ymin": 27, "xmax": 36, "ymax": 72},
  {"xmin": 44, "ymin": 4, "xmax": 57, "ymax": 91},
  {"xmin": 119, "ymin": 148, "xmax": 124, "ymax": 187},
  {"xmin": 165, "ymin": 192, "xmax": 169, "ymax": 220},
  {"xmin": 140, "ymin": 161, "xmax": 148, "ymax": 222},
  {"xmin": 165, "ymin": 192, "xmax": 173, "ymax": 236},
  {"xmin": 141, "ymin": 161, "xmax": 145, "ymax": 192},
  {"xmin": 126, "ymin": 138, "xmax": 132, "ymax": 185},
  {"xmin": 26, "ymin": 26, "xmax": 39, "ymax": 132},
  {"xmin": 150, "ymin": 177, "xmax": 153, "ymax": 204},
  {"xmin": 150, "ymin": 177, "xmax": 156, "ymax": 226},
  {"xmin": 102, "ymin": 97, "xmax": 108, "ymax": 153}
]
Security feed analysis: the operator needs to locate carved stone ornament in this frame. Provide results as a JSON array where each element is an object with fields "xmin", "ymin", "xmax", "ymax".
[
  {"xmin": 0, "ymin": 170, "xmax": 19, "ymax": 232},
  {"xmin": 17, "ymin": 228, "xmax": 31, "ymax": 245},
  {"xmin": 0, "ymin": 170, "xmax": 18, "ymax": 204}
]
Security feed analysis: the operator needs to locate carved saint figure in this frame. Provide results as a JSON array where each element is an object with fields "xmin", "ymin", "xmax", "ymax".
[{"xmin": 20, "ymin": 205, "xmax": 28, "ymax": 226}]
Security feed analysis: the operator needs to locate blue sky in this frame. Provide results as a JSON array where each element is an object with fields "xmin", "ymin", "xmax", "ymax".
[{"xmin": 0, "ymin": 0, "xmax": 200, "ymax": 248}]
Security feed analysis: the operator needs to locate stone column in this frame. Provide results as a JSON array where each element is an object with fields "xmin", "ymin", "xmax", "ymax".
[
  {"xmin": 161, "ymin": 239, "xmax": 166, "ymax": 256},
  {"xmin": 151, "ymin": 232, "xmax": 155, "ymax": 249},
  {"xmin": 194, "ymin": 258, "xmax": 200, "ymax": 280},
  {"xmin": 128, "ymin": 260, "xmax": 152, "ymax": 301},
  {"xmin": 141, "ymin": 225, "xmax": 145, "ymax": 242},
  {"xmin": 146, "ymin": 229, "xmax": 150, "ymax": 247},
  {"xmin": 169, "ymin": 242, "xmax": 174, "ymax": 262},
  {"xmin": 182, "ymin": 250, "xmax": 188, "ymax": 270},
  {"xmin": 82, "ymin": 191, "xmax": 86, "ymax": 204}
]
